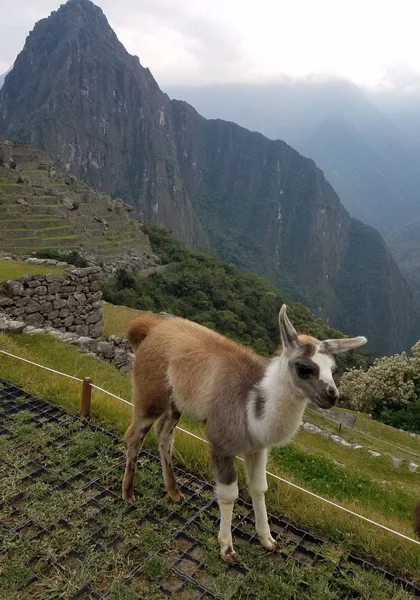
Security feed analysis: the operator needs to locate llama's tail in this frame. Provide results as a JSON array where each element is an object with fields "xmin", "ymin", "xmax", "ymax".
[
  {"xmin": 126, "ymin": 315, "xmax": 160, "ymax": 351},
  {"xmin": 414, "ymin": 503, "xmax": 420, "ymax": 538}
]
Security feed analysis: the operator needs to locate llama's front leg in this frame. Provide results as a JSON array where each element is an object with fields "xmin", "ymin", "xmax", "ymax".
[
  {"xmin": 244, "ymin": 449, "xmax": 276, "ymax": 551},
  {"xmin": 212, "ymin": 451, "xmax": 239, "ymax": 563}
]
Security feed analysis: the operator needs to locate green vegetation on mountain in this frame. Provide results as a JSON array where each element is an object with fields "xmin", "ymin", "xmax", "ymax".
[{"xmin": 103, "ymin": 224, "xmax": 373, "ymax": 372}]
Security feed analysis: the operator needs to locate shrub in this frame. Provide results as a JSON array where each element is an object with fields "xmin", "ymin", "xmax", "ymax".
[{"xmin": 340, "ymin": 341, "xmax": 420, "ymax": 432}]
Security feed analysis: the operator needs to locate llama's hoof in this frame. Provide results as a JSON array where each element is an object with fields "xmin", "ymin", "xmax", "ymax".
[
  {"xmin": 168, "ymin": 487, "xmax": 184, "ymax": 502},
  {"xmin": 122, "ymin": 487, "xmax": 135, "ymax": 503},
  {"xmin": 260, "ymin": 534, "xmax": 277, "ymax": 551},
  {"xmin": 220, "ymin": 546, "xmax": 240, "ymax": 564}
]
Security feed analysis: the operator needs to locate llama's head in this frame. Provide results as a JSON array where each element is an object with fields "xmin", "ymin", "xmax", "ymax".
[{"xmin": 279, "ymin": 304, "xmax": 367, "ymax": 409}]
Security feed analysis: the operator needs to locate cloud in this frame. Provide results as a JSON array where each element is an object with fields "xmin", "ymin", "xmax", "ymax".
[{"xmin": 1, "ymin": 0, "xmax": 420, "ymax": 88}]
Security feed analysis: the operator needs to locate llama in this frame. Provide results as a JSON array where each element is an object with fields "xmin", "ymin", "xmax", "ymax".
[{"xmin": 122, "ymin": 305, "xmax": 367, "ymax": 562}]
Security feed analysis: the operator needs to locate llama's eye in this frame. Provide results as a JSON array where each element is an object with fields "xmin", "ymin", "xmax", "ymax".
[{"xmin": 295, "ymin": 362, "xmax": 314, "ymax": 379}]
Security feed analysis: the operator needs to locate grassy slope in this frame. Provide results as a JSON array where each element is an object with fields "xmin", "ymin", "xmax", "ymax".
[
  {"xmin": 0, "ymin": 259, "xmax": 64, "ymax": 283},
  {"xmin": 1, "ymin": 406, "xmax": 413, "ymax": 600},
  {"xmin": 1, "ymin": 330, "xmax": 419, "ymax": 584}
]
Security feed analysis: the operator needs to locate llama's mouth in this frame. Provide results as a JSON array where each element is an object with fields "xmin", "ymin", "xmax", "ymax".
[{"xmin": 314, "ymin": 395, "xmax": 334, "ymax": 409}]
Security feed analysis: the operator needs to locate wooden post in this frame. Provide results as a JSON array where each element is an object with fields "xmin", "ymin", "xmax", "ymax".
[
  {"xmin": 81, "ymin": 377, "xmax": 92, "ymax": 418},
  {"xmin": 339, "ymin": 422, "xmax": 342, "ymax": 432}
]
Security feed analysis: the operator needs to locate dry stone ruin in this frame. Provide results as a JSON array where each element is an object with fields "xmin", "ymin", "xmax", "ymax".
[{"xmin": 0, "ymin": 266, "xmax": 104, "ymax": 338}]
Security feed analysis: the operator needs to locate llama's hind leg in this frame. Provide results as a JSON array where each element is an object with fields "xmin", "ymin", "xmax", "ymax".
[
  {"xmin": 155, "ymin": 402, "xmax": 183, "ymax": 502},
  {"xmin": 122, "ymin": 417, "xmax": 154, "ymax": 502},
  {"xmin": 244, "ymin": 449, "xmax": 276, "ymax": 551}
]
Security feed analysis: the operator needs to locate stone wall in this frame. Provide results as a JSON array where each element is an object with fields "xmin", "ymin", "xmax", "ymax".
[{"xmin": 0, "ymin": 266, "xmax": 104, "ymax": 338}]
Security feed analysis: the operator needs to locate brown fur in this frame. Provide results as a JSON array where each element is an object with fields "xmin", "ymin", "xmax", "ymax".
[
  {"xmin": 275, "ymin": 334, "xmax": 319, "ymax": 356},
  {"xmin": 414, "ymin": 503, "xmax": 420, "ymax": 538},
  {"xmin": 126, "ymin": 314, "xmax": 160, "ymax": 351}
]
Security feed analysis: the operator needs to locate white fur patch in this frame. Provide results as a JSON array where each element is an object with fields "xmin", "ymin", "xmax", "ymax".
[
  {"xmin": 247, "ymin": 357, "xmax": 308, "ymax": 448},
  {"xmin": 312, "ymin": 350, "xmax": 337, "ymax": 389}
]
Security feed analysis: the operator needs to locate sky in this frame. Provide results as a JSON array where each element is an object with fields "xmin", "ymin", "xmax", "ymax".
[{"xmin": 1, "ymin": 0, "xmax": 420, "ymax": 89}]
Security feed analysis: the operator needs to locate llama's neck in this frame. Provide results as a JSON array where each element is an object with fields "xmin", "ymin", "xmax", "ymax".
[{"xmin": 247, "ymin": 356, "xmax": 308, "ymax": 448}]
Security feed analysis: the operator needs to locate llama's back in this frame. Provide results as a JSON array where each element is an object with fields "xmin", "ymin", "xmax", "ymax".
[{"xmin": 129, "ymin": 315, "xmax": 266, "ymax": 425}]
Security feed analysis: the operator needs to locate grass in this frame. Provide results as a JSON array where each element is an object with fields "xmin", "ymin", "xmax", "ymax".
[
  {"xmin": 0, "ymin": 389, "xmax": 416, "ymax": 599},
  {"xmin": 0, "ymin": 259, "xmax": 64, "ymax": 283},
  {"xmin": 103, "ymin": 303, "xmax": 148, "ymax": 337},
  {"xmin": 0, "ymin": 331, "xmax": 420, "ymax": 585}
]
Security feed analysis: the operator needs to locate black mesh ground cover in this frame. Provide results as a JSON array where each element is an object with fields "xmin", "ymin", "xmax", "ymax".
[{"xmin": 0, "ymin": 379, "xmax": 419, "ymax": 600}]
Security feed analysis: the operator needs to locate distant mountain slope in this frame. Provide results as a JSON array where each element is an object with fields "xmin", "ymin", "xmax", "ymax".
[
  {"xmin": 0, "ymin": 138, "xmax": 151, "ymax": 262},
  {"xmin": 387, "ymin": 219, "xmax": 420, "ymax": 307},
  {"xmin": 167, "ymin": 80, "xmax": 420, "ymax": 234},
  {"xmin": 0, "ymin": 0, "xmax": 417, "ymax": 354}
]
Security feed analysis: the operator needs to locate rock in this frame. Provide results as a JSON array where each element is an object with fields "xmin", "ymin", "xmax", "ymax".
[
  {"xmin": 26, "ymin": 300, "xmax": 42, "ymax": 314},
  {"xmin": 22, "ymin": 326, "xmax": 45, "ymax": 335},
  {"xmin": 367, "ymin": 450, "xmax": 381, "ymax": 458},
  {"xmin": 63, "ymin": 315, "xmax": 75, "ymax": 327},
  {"xmin": 0, "ymin": 297, "xmax": 14, "ymax": 307},
  {"xmin": 62, "ymin": 197, "xmax": 77, "ymax": 210},
  {"xmin": 45, "ymin": 274, "xmax": 63, "ymax": 283},
  {"xmin": 0, "ymin": 315, "xmax": 26, "ymax": 333},
  {"xmin": 15, "ymin": 297, "xmax": 30, "ymax": 308},
  {"xmin": 33, "ymin": 285, "xmax": 48, "ymax": 295},
  {"xmin": 89, "ymin": 291, "xmax": 102, "ymax": 302},
  {"xmin": 4, "ymin": 280, "xmax": 24, "ymax": 296},
  {"xmin": 39, "ymin": 302, "xmax": 53, "ymax": 312},
  {"xmin": 114, "ymin": 348, "xmax": 130, "ymax": 366},
  {"xmin": 89, "ymin": 280, "xmax": 101, "ymax": 292},
  {"xmin": 25, "ymin": 257, "xmax": 43, "ymax": 264},
  {"xmin": 89, "ymin": 322, "xmax": 103, "ymax": 338},
  {"xmin": 48, "ymin": 281, "xmax": 62, "ymax": 294},
  {"xmin": 302, "ymin": 422, "xmax": 322, "ymax": 434},
  {"xmin": 97, "ymin": 341, "xmax": 114, "ymax": 359},
  {"xmin": 16, "ymin": 197, "xmax": 29, "ymax": 206},
  {"xmin": 392, "ymin": 457, "xmax": 403, "ymax": 467},
  {"xmin": 25, "ymin": 312, "xmax": 44, "ymax": 327},
  {"xmin": 74, "ymin": 336, "xmax": 96, "ymax": 351},
  {"xmin": 74, "ymin": 292, "xmax": 87, "ymax": 305},
  {"xmin": 75, "ymin": 324, "xmax": 89, "ymax": 337},
  {"xmin": 409, "ymin": 463, "xmax": 418, "ymax": 472},
  {"xmin": 330, "ymin": 435, "xmax": 353, "ymax": 447},
  {"xmin": 86, "ymin": 309, "xmax": 102, "ymax": 324}
]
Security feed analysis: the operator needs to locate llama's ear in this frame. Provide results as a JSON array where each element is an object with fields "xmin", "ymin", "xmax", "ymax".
[
  {"xmin": 320, "ymin": 337, "xmax": 367, "ymax": 354},
  {"xmin": 279, "ymin": 305, "xmax": 298, "ymax": 351}
]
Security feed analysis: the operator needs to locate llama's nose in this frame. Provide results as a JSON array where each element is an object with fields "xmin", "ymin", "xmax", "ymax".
[{"xmin": 326, "ymin": 385, "xmax": 339, "ymax": 401}]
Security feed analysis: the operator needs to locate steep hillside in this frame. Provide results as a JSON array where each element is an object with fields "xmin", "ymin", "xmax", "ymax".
[
  {"xmin": 387, "ymin": 219, "xmax": 420, "ymax": 306},
  {"xmin": 0, "ymin": 0, "xmax": 418, "ymax": 354},
  {"xmin": 0, "ymin": 138, "xmax": 152, "ymax": 262},
  {"xmin": 168, "ymin": 80, "xmax": 420, "ymax": 234}
]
